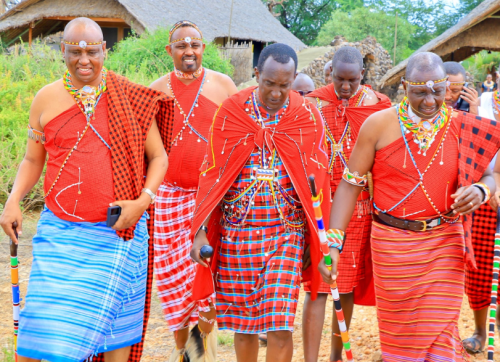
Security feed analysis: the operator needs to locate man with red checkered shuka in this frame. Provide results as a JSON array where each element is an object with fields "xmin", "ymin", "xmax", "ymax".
[
  {"xmin": 190, "ymin": 43, "xmax": 331, "ymax": 362},
  {"xmin": 149, "ymin": 20, "xmax": 237, "ymax": 362},
  {"xmin": 0, "ymin": 18, "xmax": 170, "ymax": 362}
]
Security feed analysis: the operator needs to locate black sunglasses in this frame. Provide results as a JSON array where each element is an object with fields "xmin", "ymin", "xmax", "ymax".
[{"xmin": 297, "ymin": 90, "xmax": 313, "ymax": 96}]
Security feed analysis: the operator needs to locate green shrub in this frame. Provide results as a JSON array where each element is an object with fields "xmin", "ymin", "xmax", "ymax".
[{"xmin": 105, "ymin": 27, "xmax": 233, "ymax": 85}]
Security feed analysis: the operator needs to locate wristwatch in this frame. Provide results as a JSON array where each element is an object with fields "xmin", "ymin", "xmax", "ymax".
[
  {"xmin": 198, "ymin": 225, "xmax": 208, "ymax": 234},
  {"xmin": 141, "ymin": 188, "xmax": 156, "ymax": 204}
]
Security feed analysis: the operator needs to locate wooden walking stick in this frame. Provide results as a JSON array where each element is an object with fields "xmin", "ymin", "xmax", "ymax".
[
  {"xmin": 10, "ymin": 221, "xmax": 19, "ymax": 362},
  {"xmin": 309, "ymin": 175, "xmax": 354, "ymax": 362},
  {"xmin": 487, "ymin": 208, "xmax": 500, "ymax": 362}
]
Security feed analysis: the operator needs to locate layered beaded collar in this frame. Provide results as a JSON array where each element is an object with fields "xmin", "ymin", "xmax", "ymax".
[{"xmin": 174, "ymin": 66, "xmax": 203, "ymax": 80}]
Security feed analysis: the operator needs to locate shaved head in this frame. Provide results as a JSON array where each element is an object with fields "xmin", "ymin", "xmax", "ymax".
[
  {"xmin": 63, "ymin": 17, "xmax": 103, "ymax": 41},
  {"xmin": 292, "ymin": 73, "xmax": 315, "ymax": 93},
  {"xmin": 332, "ymin": 46, "xmax": 363, "ymax": 71},
  {"xmin": 406, "ymin": 52, "xmax": 445, "ymax": 81}
]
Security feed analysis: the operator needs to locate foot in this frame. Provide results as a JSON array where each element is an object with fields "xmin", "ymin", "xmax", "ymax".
[
  {"xmin": 462, "ymin": 335, "xmax": 485, "ymax": 354},
  {"xmin": 258, "ymin": 333, "xmax": 267, "ymax": 346}
]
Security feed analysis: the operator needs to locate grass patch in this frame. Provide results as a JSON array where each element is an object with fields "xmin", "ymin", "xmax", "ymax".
[
  {"xmin": 0, "ymin": 339, "xmax": 15, "ymax": 362},
  {"xmin": 217, "ymin": 333, "xmax": 234, "ymax": 347}
]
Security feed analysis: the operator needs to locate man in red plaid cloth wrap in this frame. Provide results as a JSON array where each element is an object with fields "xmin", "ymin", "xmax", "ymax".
[
  {"xmin": 322, "ymin": 52, "xmax": 500, "ymax": 361},
  {"xmin": 0, "ymin": 18, "xmax": 171, "ymax": 362},
  {"xmin": 149, "ymin": 20, "xmax": 237, "ymax": 361},
  {"xmin": 189, "ymin": 43, "xmax": 330, "ymax": 362},
  {"xmin": 303, "ymin": 46, "xmax": 391, "ymax": 362}
]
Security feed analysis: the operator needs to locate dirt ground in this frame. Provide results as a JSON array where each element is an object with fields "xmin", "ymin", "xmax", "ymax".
[{"xmin": 0, "ymin": 213, "xmax": 499, "ymax": 361}]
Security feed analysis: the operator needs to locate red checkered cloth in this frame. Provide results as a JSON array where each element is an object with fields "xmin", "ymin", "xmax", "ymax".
[
  {"xmin": 154, "ymin": 182, "xmax": 212, "ymax": 331},
  {"xmin": 304, "ymin": 197, "xmax": 372, "ymax": 295},
  {"xmin": 216, "ymin": 223, "xmax": 303, "ymax": 333},
  {"xmin": 466, "ymin": 204, "xmax": 498, "ymax": 310}
]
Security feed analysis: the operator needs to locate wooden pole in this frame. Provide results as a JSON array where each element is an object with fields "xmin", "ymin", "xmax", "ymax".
[
  {"xmin": 28, "ymin": 27, "xmax": 32, "ymax": 48},
  {"xmin": 228, "ymin": 0, "xmax": 234, "ymax": 45},
  {"xmin": 393, "ymin": 11, "xmax": 398, "ymax": 65}
]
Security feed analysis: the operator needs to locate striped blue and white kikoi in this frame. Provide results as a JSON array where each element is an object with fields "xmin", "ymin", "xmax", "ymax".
[{"xmin": 17, "ymin": 207, "xmax": 149, "ymax": 362}]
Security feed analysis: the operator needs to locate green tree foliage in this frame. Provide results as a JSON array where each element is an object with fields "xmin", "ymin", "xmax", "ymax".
[
  {"xmin": 315, "ymin": 7, "xmax": 415, "ymax": 63},
  {"xmin": 105, "ymin": 28, "xmax": 233, "ymax": 85},
  {"xmin": 462, "ymin": 50, "xmax": 500, "ymax": 82}
]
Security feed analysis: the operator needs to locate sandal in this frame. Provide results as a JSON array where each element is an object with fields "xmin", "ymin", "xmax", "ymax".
[{"xmin": 462, "ymin": 336, "xmax": 485, "ymax": 354}]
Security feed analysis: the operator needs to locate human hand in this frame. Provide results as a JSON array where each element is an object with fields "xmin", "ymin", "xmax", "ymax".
[
  {"xmin": 461, "ymin": 86, "xmax": 480, "ymax": 115},
  {"xmin": 190, "ymin": 229, "xmax": 211, "ymax": 268},
  {"xmin": 0, "ymin": 201, "xmax": 23, "ymax": 244},
  {"xmin": 110, "ymin": 197, "xmax": 150, "ymax": 231},
  {"xmin": 451, "ymin": 185, "xmax": 483, "ymax": 215},
  {"xmin": 317, "ymin": 248, "xmax": 340, "ymax": 285},
  {"xmin": 489, "ymin": 190, "xmax": 500, "ymax": 211}
]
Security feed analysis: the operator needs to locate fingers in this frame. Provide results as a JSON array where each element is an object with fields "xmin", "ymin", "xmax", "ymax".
[
  {"xmin": 317, "ymin": 259, "xmax": 333, "ymax": 284},
  {"xmin": 489, "ymin": 196, "xmax": 498, "ymax": 211},
  {"xmin": 451, "ymin": 186, "xmax": 482, "ymax": 215},
  {"xmin": 451, "ymin": 186, "xmax": 466, "ymax": 199},
  {"xmin": 190, "ymin": 235, "xmax": 210, "ymax": 268},
  {"xmin": 330, "ymin": 248, "xmax": 340, "ymax": 281}
]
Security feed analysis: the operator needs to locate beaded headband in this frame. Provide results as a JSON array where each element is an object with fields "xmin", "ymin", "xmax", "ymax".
[
  {"xmin": 447, "ymin": 81, "xmax": 466, "ymax": 87},
  {"xmin": 403, "ymin": 77, "xmax": 448, "ymax": 92},
  {"xmin": 168, "ymin": 20, "xmax": 203, "ymax": 45},
  {"xmin": 63, "ymin": 40, "xmax": 103, "ymax": 49}
]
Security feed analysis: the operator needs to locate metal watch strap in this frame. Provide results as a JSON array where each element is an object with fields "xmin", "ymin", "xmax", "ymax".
[
  {"xmin": 199, "ymin": 225, "xmax": 208, "ymax": 234},
  {"xmin": 141, "ymin": 188, "xmax": 156, "ymax": 204}
]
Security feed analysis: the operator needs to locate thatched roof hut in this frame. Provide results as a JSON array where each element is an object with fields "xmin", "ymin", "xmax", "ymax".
[
  {"xmin": 379, "ymin": 0, "xmax": 500, "ymax": 88},
  {"xmin": 0, "ymin": 0, "xmax": 306, "ymax": 50}
]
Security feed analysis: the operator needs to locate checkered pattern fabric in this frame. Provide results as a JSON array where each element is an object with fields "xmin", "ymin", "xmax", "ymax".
[
  {"xmin": 457, "ymin": 112, "xmax": 500, "ymax": 268},
  {"xmin": 91, "ymin": 73, "xmax": 173, "ymax": 362},
  {"xmin": 466, "ymin": 204, "xmax": 498, "ymax": 310},
  {"xmin": 106, "ymin": 71, "xmax": 172, "ymax": 241},
  {"xmin": 154, "ymin": 182, "xmax": 212, "ymax": 331},
  {"xmin": 156, "ymin": 98, "xmax": 175, "ymax": 155},
  {"xmin": 216, "ymin": 223, "xmax": 303, "ymax": 333}
]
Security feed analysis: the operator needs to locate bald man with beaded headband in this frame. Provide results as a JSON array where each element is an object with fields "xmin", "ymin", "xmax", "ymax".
[
  {"xmin": 320, "ymin": 51, "xmax": 500, "ymax": 361},
  {"xmin": 0, "ymin": 17, "xmax": 171, "ymax": 362},
  {"xmin": 149, "ymin": 20, "xmax": 237, "ymax": 362}
]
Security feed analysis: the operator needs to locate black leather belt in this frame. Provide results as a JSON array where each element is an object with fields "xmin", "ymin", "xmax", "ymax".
[{"xmin": 373, "ymin": 212, "xmax": 448, "ymax": 232}]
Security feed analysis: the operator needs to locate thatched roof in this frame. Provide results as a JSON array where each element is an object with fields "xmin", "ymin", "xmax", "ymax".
[
  {"xmin": 379, "ymin": 0, "xmax": 500, "ymax": 87},
  {"xmin": 0, "ymin": 0, "xmax": 306, "ymax": 50}
]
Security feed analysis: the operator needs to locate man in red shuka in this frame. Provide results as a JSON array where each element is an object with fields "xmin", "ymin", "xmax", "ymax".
[
  {"xmin": 149, "ymin": 20, "xmax": 237, "ymax": 362},
  {"xmin": 303, "ymin": 46, "xmax": 391, "ymax": 362}
]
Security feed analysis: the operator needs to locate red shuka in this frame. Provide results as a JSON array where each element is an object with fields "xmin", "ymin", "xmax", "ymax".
[
  {"xmin": 190, "ymin": 87, "xmax": 331, "ymax": 300},
  {"xmin": 163, "ymin": 70, "xmax": 219, "ymax": 188}
]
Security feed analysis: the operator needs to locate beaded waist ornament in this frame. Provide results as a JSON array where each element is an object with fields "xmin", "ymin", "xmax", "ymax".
[
  {"xmin": 397, "ymin": 97, "xmax": 449, "ymax": 156},
  {"xmin": 493, "ymin": 90, "xmax": 500, "ymax": 115}
]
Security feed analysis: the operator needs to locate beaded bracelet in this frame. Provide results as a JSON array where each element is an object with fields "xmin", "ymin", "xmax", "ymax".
[
  {"xmin": 326, "ymin": 228, "xmax": 345, "ymax": 253},
  {"xmin": 473, "ymin": 182, "xmax": 491, "ymax": 204},
  {"xmin": 342, "ymin": 167, "xmax": 367, "ymax": 187}
]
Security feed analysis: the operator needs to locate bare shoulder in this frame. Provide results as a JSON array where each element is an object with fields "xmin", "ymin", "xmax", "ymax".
[
  {"xmin": 149, "ymin": 74, "xmax": 171, "ymax": 96},
  {"xmin": 206, "ymin": 69, "xmax": 238, "ymax": 95},
  {"xmin": 360, "ymin": 107, "xmax": 397, "ymax": 138},
  {"xmin": 34, "ymin": 79, "xmax": 63, "ymax": 105},
  {"xmin": 362, "ymin": 88, "xmax": 379, "ymax": 106},
  {"xmin": 34, "ymin": 79, "xmax": 76, "ymax": 129}
]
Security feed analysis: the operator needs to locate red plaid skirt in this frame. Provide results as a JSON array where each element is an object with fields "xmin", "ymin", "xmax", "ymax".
[
  {"xmin": 466, "ymin": 204, "xmax": 497, "ymax": 310},
  {"xmin": 215, "ymin": 223, "xmax": 303, "ymax": 333},
  {"xmin": 304, "ymin": 197, "xmax": 372, "ymax": 295},
  {"xmin": 154, "ymin": 182, "xmax": 212, "ymax": 331}
]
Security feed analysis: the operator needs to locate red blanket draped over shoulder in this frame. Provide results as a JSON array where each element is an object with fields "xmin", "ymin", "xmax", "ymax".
[
  {"xmin": 457, "ymin": 111, "xmax": 500, "ymax": 269},
  {"xmin": 308, "ymin": 84, "xmax": 392, "ymax": 142},
  {"xmin": 94, "ymin": 71, "xmax": 173, "ymax": 362},
  {"xmin": 190, "ymin": 87, "xmax": 331, "ymax": 300}
]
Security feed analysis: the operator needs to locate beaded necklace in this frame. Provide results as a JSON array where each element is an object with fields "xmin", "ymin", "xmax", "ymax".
[
  {"xmin": 168, "ymin": 69, "xmax": 207, "ymax": 145},
  {"xmin": 318, "ymin": 85, "xmax": 367, "ymax": 173},
  {"xmin": 63, "ymin": 68, "xmax": 107, "ymax": 119},
  {"xmin": 45, "ymin": 69, "xmax": 108, "ymax": 198},
  {"xmin": 493, "ymin": 90, "xmax": 500, "ymax": 115},
  {"xmin": 398, "ymin": 97, "xmax": 448, "ymax": 156},
  {"xmin": 174, "ymin": 66, "xmax": 203, "ymax": 80}
]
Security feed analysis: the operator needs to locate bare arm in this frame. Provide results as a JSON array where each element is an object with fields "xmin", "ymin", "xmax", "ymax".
[
  {"xmin": 319, "ymin": 113, "xmax": 380, "ymax": 284},
  {"xmin": 111, "ymin": 119, "xmax": 168, "ymax": 230},
  {"xmin": 489, "ymin": 151, "xmax": 500, "ymax": 210},
  {"xmin": 0, "ymin": 92, "xmax": 47, "ymax": 242}
]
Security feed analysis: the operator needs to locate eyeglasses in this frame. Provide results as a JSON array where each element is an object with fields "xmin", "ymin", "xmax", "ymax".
[{"xmin": 297, "ymin": 90, "xmax": 313, "ymax": 96}]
